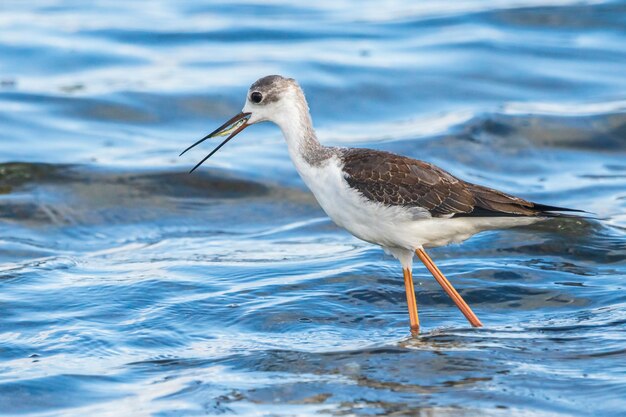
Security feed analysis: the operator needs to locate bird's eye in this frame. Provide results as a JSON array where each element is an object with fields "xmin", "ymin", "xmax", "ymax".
[{"xmin": 250, "ymin": 92, "xmax": 263, "ymax": 103}]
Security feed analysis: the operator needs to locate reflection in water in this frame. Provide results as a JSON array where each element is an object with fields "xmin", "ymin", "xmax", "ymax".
[{"xmin": 1, "ymin": 1, "xmax": 625, "ymax": 416}]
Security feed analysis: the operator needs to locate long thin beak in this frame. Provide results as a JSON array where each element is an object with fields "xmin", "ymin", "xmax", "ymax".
[{"xmin": 180, "ymin": 112, "xmax": 251, "ymax": 173}]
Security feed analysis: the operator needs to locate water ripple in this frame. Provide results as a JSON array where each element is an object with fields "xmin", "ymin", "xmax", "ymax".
[{"xmin": 1, "ymin": 1, "xmax": 625, "ymax": 416}]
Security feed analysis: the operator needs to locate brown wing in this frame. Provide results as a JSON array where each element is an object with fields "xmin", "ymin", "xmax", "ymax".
[
  {"xmin": 340, "ymin": 148, "xmax": 579, "ymax": 217},
  {"xmin": 341, "ymin": 148, "xmax": 475, "ymax": 217}
]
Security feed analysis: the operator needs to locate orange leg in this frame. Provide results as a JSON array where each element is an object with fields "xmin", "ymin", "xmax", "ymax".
[
  {"xmin": 403, "ymin": 267, "xmax": 420, "ymax": 334},
  {"xmin": 415, "ymin": 248, "xmax": 483, "ymax": 328}
]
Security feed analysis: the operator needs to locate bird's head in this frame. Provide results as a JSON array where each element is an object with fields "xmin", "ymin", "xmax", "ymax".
[
  {"xmin": 243, "ymin": 75, "xmax": 302, "ymax": 125},
  {"xmin": 180, "ymin": 75, "xmax": 305, "ymax": 172}
]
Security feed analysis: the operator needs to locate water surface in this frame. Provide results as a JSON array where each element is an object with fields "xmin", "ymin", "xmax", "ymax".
[{"xmin": 1, "ymin": 1, "xmax": 625, "ymax": 416}]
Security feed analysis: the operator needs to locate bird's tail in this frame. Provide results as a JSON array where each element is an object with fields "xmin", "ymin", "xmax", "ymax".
[
  {"xmin": 464, "ymin": 182, "xmax": 590, "ymax": 218},
  {"xmin": 531, "ymin": 203, "xmax": 590, "ymax": 218}
]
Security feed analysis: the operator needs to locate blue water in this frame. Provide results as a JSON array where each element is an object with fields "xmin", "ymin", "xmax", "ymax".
[{"xmin": 1, "ymin": 1, "xmax": 625, "ymax": 416}]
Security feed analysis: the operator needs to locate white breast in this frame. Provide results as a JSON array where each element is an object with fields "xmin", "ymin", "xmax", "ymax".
[{"xmin": 293, "ymin": 156, "xmax": 423, "ymax": 247}]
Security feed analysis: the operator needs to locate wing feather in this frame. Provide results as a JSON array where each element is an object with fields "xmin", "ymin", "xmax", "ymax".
[
  {"xmin": 339, "ymin": 148, "xmax": 580, "ymax": 218},
  {"xmin": 341, "ymin": 148, "xmax": 475, "ymax": 217}
]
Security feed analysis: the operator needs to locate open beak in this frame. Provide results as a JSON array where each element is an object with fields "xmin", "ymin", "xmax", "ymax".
[{"xmin": 180, "ymin": 112, "xmax": 251, "ymax": 173}]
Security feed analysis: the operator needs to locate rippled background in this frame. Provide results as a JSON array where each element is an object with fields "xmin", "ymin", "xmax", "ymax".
[{"xmin": 1, "ymin": 1, "xmax": 625, "ymax": 416}]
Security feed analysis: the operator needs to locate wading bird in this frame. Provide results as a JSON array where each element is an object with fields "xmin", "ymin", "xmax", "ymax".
[{"xmin": 181, "ymin": 75, "xmax": 581, "ymax": 333}]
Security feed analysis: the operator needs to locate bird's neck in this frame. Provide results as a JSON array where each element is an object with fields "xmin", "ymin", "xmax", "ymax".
[{"xmin": 275, "ymin": 101, "xmax": 332, "ymax": 169}]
